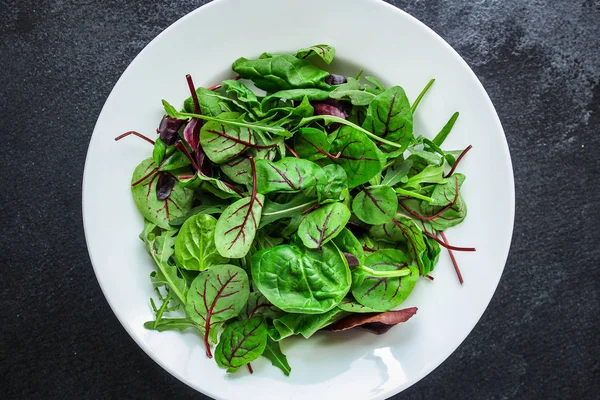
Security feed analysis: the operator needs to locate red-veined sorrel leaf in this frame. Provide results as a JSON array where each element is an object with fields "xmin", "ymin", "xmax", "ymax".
[
  {"xmin": 131, "ymin": 158, "xmax": 193, "ymax": 229},
  {"xmin": 362, "ymin": 86, "xmax": 413, "ymax": 153},
  {"xmin": 297, "ymin": 202, "xmax": 351, "ymax": 249},
  {"xmin": 352, "ymin": 185, "xmax": 398, "ymax": 224},
  {"xmin": 327, "ymin": 307, "xmax": 418, "ymax": 334},
  {"xmin": 255, "ymin": 157, "xmax": 320, "ymax": 194},
  {"xmin": 185, "ymin": 264, "xmax": 250, "ymax": 358},
  {"xmin": 215, "ymin": 157, "xmax": 264, "ymax": 258},
  {"xmin": 214, "ymin": 316, "xmax": 268, "ymax": 373}
]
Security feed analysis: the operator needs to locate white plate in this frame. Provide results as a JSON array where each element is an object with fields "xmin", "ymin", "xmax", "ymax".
[{"xmin": 82, "ymin": 0, "xmax": 515, "ymax": 398}]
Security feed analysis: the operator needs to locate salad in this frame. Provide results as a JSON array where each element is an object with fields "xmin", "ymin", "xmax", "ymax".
[{"xmin": 116, "ymin": 44, "xmax": 474, "ymax": 376}]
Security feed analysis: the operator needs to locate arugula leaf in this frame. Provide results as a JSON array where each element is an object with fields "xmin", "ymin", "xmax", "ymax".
[{"xmin": 263, "ymin": 338, "xmax": 291, "ymax": 376}]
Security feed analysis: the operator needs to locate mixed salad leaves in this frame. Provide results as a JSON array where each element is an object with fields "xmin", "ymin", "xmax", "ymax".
[{"xmin": 116, "ymin": 44, "xmax": 475, "ymax": 376}]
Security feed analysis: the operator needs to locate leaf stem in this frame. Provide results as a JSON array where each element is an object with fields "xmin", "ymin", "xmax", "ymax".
[
  {"xmin": 177, "ymin": 111, "xmax": 287, "ymax": 134},
  {"xmin": 395, "ymin": 188, "xmax": 434, "ymax": 202},
  {"xmin": 114, "ymin": 131, "xmax": 155, "ymax": 145},
  {"xmin": 411, "ymin": 78, "xmax": 435, "ymax": 113},
  {"xmin": 153, "ymin": 292, "xmax": 173, "ymax": 328},
  {"xmin": 359, "ymin": 265, "xmax": 412, "ymax": 278},
  {"xmin": 424, "ymin": 232, "xmax": 475, "ymax": 252},
  {"xmin": 298, "ymin": 115, "xmax": 405, "ymax": 149},
  {"xmin": 444, "ymin": 145, "xmax": 472, "ymax": 178},
  {"xmin": 440, "ymin": 231, "xmax": 464, "ymax": 284}
]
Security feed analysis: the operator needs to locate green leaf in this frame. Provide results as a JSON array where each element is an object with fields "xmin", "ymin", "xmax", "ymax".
[
  {"xmin": 243, "ymin": 292, "xmax": 282, "ymax": 320},
  {"xmin": 174, "ymin": 214, "xmax": 228, "ymax": 271},
  {"xmin": 329, "ymin": 77, "xmax": 375, "ymax": 106},
  {"xmin": 362, "ymin": 86, "xmax": 413, "ymax": 153},
  {"xmin": 215, "ymin": 316, "xmax": 268, "ymax": 373},
  {"xmin": 148, "ymin": 230, "xmax": 188, "ymax": 305},
  {"xmin": 297, "ymin": 202, "xmax": 351, "ymax": 249},
  {"xmin": 330, "ymin": 126, "xmax": 386, "ymax": 188},
  {"xmin": 381, "ymin": 158, "xmax": 413, "ymax": 187},
  {"xmin": 269, "ymin": 308, "xmax": 348, "ymax": 340},
  {"xmin": 222, "ymin": 79, "xmax": 262, "ymax": 113},
  {"xmin": 351, "ymin": 249, "xmax": 419, "ymax": 311},
  {"xmin": 432, "ymin": 112, "xmax": 459, "ymax": 147},
  {"xmin": 420, "ymin": 193, "xmax": 467, "ymax": 230},
  {"xmin": 352, "ymin": 185, "xmax": 398, "ymax": 224},
  {"xmin": 410, "ymin": 78, "xmax": 435, "ymax": 113},
  {"xmin": 293, "ymin": 127, "xmax": 332, "ymax": 161},
  {"xmin": 255, "ymin": 157, "xmax": 320, "ymax": 194},
  {"xmin": 264, "ymin": 88, "xmax": 330, "ymax": 103},
  {"xmin": 215, "ymin": 193, "xmax": 265, "ymax": 258},
  {"xmin": 364, "ymin": 76, "xmax": 386, "ymax": 94},
  {"xmin": 232, "ymin": 54, "xmax": 331, "ymax": 92},
  {"xmin": 428, "ymin": 173, "xmax": 466, "ymax": 206},
  {"xmin": 403, "ymin": 165, "xmax": 445, "ymax": 190},
  {"xmin": 178, "ymin": 174, "xmax": 242, "ymax": 200},
  {"xmin": 332, "ymin": 228, "xmax": 365, "ymax": 265},
  {"xmin": 199, "ymin": 112, "xmax": 256, "ymax": 164},
  {"xmin": 153, "ymin": 138, "xmax": 167, "ymax": 165},
  {"xmin": 315, "ymin": 164, "xmax": 348, "ymax": 203},
  {"xmin": 263, "ymin": 338, "xmax": 291, "ymax": 376},
  {"xmin": 185, "ymin": 265, "xmax": 250, "ymax": 349},
  {"xmin": 169, "ymin": 204, "xmax": 227, "ymax": 227},
  {"xmin": 143, "ymin": 318, "xmax": 199, "ymax": 332},
  {"xmin": 183, "ymin": 87, "xmax": 226, "ymax": 116},
  {"xmin": 252, "ymin": 242, "xmax": 351, "ymax": 314},
  {"xmin": 294, "ymin": 44, "xmax": 336, "ymax": 64},
  {"xmin": 259, "ymin": 194, "xmax": 317, "ymax": 228},
  {"xmin": 131, "ymin": 158, "xmax": 193, "ymax": 229}
]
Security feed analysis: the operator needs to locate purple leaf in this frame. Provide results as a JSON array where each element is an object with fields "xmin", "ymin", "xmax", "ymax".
[
  {"xmin": 183, "ymin": 118, "xmax": 201, "ymax": 151},
  {"xmin": 326, "ymin": 307, "xmax": 417, "ymax": 335},
  {"xmin": 156, "ymin": 173, "xmax": 176, "ymax": 200},
  {"xmin": 326, "ymin": 74, "xmax": 348, "ymax": 86},
  {"xmin": 157, "ymin": 115, "xmax": 184, "ymax": 145},
  {"xmin": 313, "ymin": 102, "xmax": 348, "ymax": 119}
]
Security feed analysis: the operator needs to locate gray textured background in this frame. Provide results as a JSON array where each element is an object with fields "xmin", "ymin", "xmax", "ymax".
[{"xmin": 1, "ymin": 0, "xmax": 598, "ymax": 399}]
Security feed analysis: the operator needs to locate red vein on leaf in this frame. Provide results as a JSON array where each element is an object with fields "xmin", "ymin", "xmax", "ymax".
[
  {"xmin": 207, "ymin": 126, "xmax": 278, "ymax": 149},
  {"xmin": 398, "ymin": 178, "xmax": 460, "ymax": 221},
  {"xmin": 444, "ymin": 145, "xmax": 472, "ymax": 178},
  {"xmin": 203, "ymin": 271, "xmax": 239, "ymax": 359},
  {"xmin": 285, "ymin": 143, "xmax": 300, "ymax": 158},
  {"xmin": 440, "ymin": 231, "xmax": 464, "ymax": 284}
]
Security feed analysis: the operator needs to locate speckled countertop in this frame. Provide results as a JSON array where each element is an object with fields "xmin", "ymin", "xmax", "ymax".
[{"xmin": 1, "ymin": 1, "xmax": 598, "ymax": 399}]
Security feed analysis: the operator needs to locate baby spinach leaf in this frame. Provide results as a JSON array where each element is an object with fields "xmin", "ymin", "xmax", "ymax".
[
  {"xmin": 315, "ymin": 164, "xmax": 348, "ymax": 203},
  {"xmin": 147, "ymin": 230, "xmax": 188, "ymax": 305},
  {"xmin": 185, "ymin": 264, "xmax": 250, "ymax": 357},
  {"xmin": 269, "ymin": 308, "xmax": 348, "ymax": 340},
  {"xmin": 232, "ymin": 54, "xmax": 331, "ymax": 92},
  {"xmin": 263, "ymin": 338, "xmax": 291, "ymax": 376},
  {"xmin": 352, "ymin": 249, "xmax": 419, "ymax": 311},
  {"xmin": 330, "ymin": 126, "xmax": 386, "ymax": 188},
  {"xmin": 332, "ymin": 228, "xmax": 365, "ymax": 265},
  {"xmin": 131, "ymin": 158, "xmax": 193, "ymax": 229},
  {"xmin": 215, "ymin": 316, "xmax": 268, "ymax": 373},
  {"xmin": 294, "ymin": 44, "xmax": 336, "ymax": 64},
  {"xmin": 184, "ymin": 87, "xmax": 225, "ymax": 116},
  {"xmin": 153, "ymin": 138, "xmax": 167, "ymax": 165},
  {"xmin": 174, "ymin": 214, "xmax": 228, "ymax": 271},
  {"xmin": 255, "ymin": 157, "xmax": 320, "ymax": 194},
  {"xmin": 327, "ymin": 307, "xmax": 417, "ymax": 334},
  {"xmin": 297, "ymin": 202, "xmax": 351, "ymax": 249},
  {"xmin": 338, "ymin": 298, "xmax": 380, "ymax": 313},
  {"xmin": 252, "ymin": 242, "xmax": 351, "ymax": 314},
  {"xmin": 362, "ymin": 86, "xmax": 413, "ymax": 152},
  {"xmin": 215, "ymin": 193, "xmax": 264, "ymax": 258},
  {"xmin": 293, "ymin": 127, "xmax": 332, "ymax": 161},
  {"xmin": 352, "ymin": 185, "xmax": 398, "ymax": 224}
]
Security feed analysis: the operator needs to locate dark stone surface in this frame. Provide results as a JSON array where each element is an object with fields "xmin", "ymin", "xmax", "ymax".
[{"xmin": 0, "ymin": 0, "xmax": 598, "ymax": 399}]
